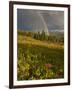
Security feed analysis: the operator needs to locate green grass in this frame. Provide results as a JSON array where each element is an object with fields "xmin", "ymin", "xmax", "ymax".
[{"xmin": 17, "ymin": 31, "xmax": 64, "ymax": 80}]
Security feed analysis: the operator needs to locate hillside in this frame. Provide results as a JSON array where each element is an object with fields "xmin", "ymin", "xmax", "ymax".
[{"xmin": 17, "ymin": 31, "xmax": 64, "ymax": 80}]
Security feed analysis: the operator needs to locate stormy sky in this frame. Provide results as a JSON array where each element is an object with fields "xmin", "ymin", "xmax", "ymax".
[{"xmin": 17, "ymin": 9, "xmax": 64, "ymax": 33}]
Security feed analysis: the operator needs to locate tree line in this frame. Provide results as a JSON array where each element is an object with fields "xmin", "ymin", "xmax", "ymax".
[{"xmin": 18, "ymin": 30, "xmax": 64, "ymax": 44}]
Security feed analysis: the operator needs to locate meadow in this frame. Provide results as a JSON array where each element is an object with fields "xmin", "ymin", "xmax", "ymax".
[{"xmin": 17, "ymin": 30, "xmax": 64, "ymax": 80}]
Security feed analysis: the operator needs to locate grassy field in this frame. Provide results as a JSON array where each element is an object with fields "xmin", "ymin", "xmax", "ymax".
[{"xmin": 17, "ymin": 30, "xmax": 64, "ymax": 80}]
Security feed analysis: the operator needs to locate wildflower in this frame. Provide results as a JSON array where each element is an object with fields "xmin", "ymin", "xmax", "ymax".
[{"xmin": 45, "ymin": 63, "xmax": 53, "ymax": 69}]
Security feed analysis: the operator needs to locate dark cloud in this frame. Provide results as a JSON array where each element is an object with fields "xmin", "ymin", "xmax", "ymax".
[{"xmin": 17, "ymin": 9, "xmax": 64, "ymax": 32}]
